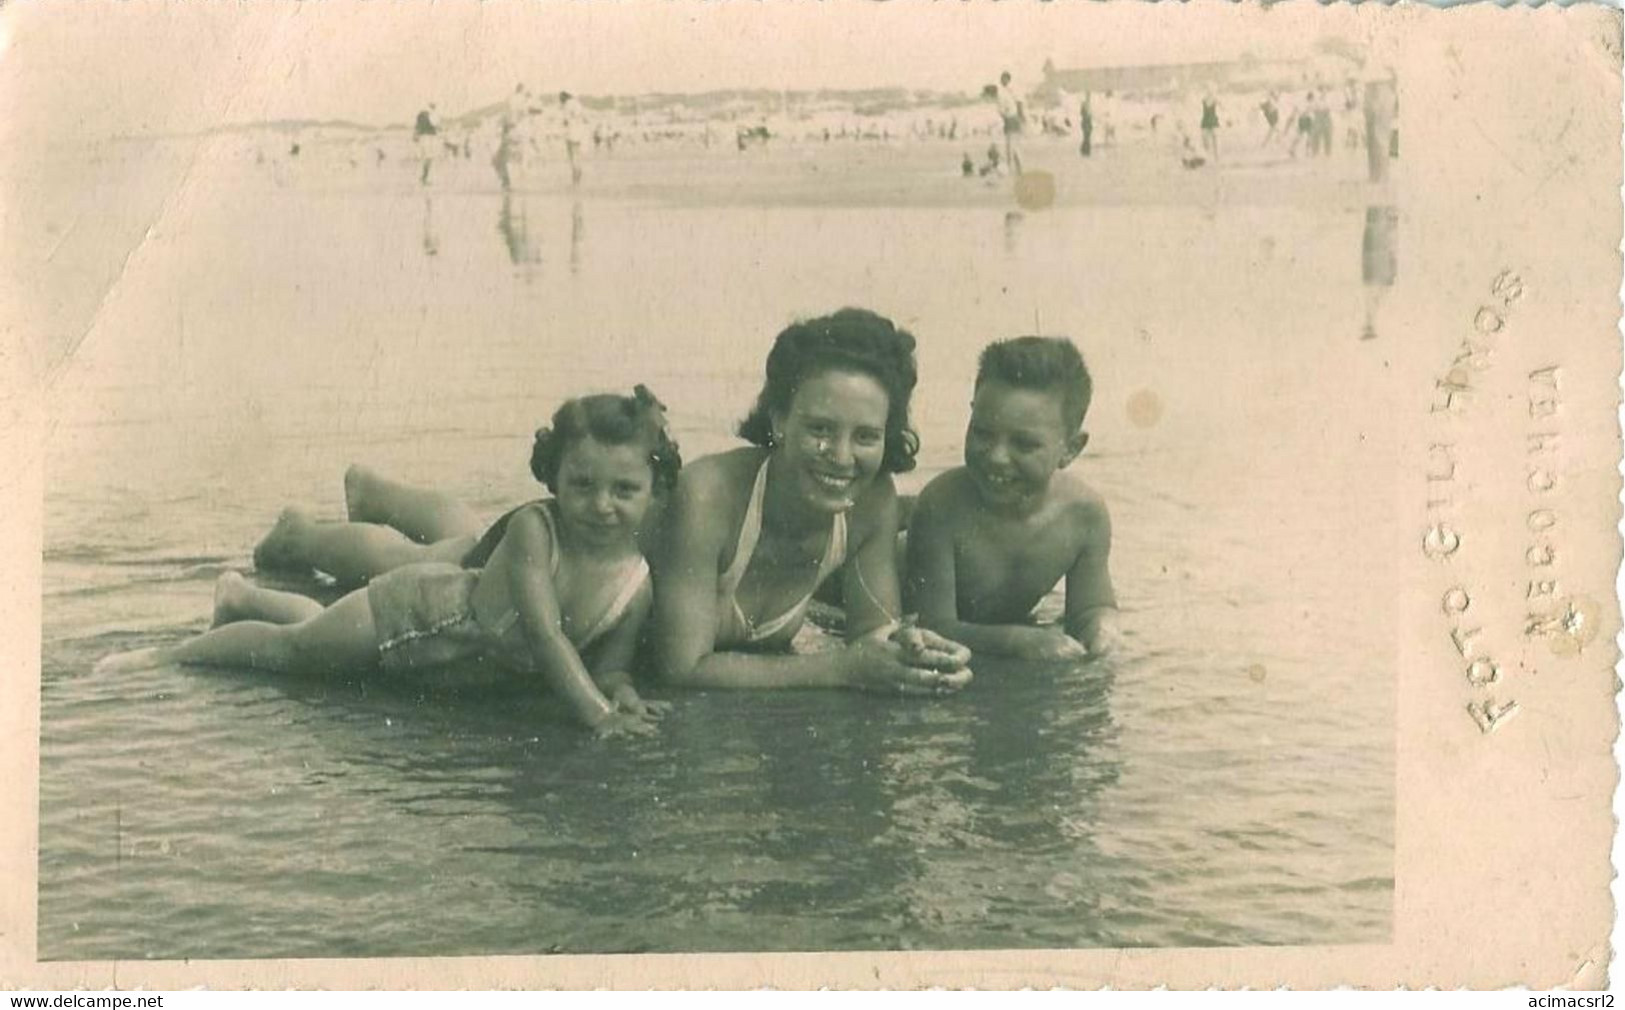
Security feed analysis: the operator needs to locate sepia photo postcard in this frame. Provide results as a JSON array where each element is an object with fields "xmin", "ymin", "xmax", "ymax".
[{"xmin": 0, "ymin": 0, "xmax": 1619, "ymax": 991}]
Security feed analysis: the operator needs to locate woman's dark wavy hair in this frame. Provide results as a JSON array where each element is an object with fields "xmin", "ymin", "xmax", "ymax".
[
  {"xmin": 737, "ymin": 308, "xmax": 921, "ymax": 474},
  {"xmin": 530, "ymin": 385, "xmax": 682, "ymax": 493}
]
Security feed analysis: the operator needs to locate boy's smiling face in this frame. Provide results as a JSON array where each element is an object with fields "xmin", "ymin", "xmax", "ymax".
[{"xmin": 964, "ymin": 380, "xmax": 1086, "ymax": 514}]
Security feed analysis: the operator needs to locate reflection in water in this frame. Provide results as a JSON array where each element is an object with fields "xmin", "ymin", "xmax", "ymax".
[
  {"xmin": 874, "ymin": 659, "xmax": 1120, "ymax": 947},
  {"xmin": 421, "ymin": 195, "xmax": 439, "ymax": 258},
  {"xmin": 1003, "ymin": 210, "xmax": 1024, "ymax": 256},
  {"xmin": 1360, "ymin": 205, "xmax": 1397, "ymax": 341},
  {"xmin": 1363, "ymin": 78, "xmax": 1398, "ymax": 184},
  {"xmin": 498, "ymin": 192, "xmax": 542, "ymax": 268},
  {"xmin": 570, "ymin": 201, "xmax": 585, "ymax": 275}
]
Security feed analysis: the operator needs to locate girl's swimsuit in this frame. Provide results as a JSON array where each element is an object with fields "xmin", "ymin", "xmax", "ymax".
[
  {"xmin": 715, "ymin": 458, "xmax": 848, "ymax": 647},
  {"xmin": 369, "ymin": 501, "xmax": 648, "ymax": 674}
]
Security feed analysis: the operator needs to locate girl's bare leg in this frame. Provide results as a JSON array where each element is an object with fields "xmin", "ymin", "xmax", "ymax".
[
  {"xmin": 253, "ymin": 507, "xmax": 475, "ymax": 586},
  {"xmin": 212, "ymin": 572, "xmax": 324, "ymax": 627},
  {"xmin": 172, "ymin": 587, "xmax": 379, "ymax": 674},
  {"xmin": 343, "ymin": 464, "xmax": 484, "ymax": 543}
]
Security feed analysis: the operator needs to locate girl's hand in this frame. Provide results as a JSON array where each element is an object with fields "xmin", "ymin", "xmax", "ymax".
[
  {"xmin": 611, "ymin": 683, "xmax": 672, "ymax": 721},
  {"xmin": 591, "ymin": 710, "xmax": 659, "ymax": 739},
  {"xmin": 842, "ymin": 640, "xmax": 973, "ymax": 695}
]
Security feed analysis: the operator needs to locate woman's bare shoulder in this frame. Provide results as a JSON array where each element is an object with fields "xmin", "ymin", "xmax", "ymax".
[
  {"xmin": 844, "ymin": 472, "xmax": 900, "ymax": 542},
  {"xmin": 650, "ymin": 448, "xmax": 763, "ymax": 568},
  {"xmin": 677, "ymin": 447, "xmax": 763, "ymax": 507}
]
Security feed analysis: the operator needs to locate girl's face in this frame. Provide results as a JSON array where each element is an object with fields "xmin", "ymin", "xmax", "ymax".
[
  {"xmin": 771, "ymin": 367, "xmax": 891, "ymax": 514},
  {"xmin": 553, "ymin": 436, "xmax": 656, "ymax": 549}
]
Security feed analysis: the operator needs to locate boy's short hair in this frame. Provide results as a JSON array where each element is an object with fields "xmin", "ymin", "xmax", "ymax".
[{"xmin": 974, "ymin": 336, "xmax": 1093, "ymax": 432}]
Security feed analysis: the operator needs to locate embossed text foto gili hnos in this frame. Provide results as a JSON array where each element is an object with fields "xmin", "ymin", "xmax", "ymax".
[{"xmin": 1424, "ymin": 270, "xmax": 1526, "ymax": 734}]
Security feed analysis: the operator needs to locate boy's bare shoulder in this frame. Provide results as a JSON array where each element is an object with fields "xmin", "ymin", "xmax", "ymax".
[
  {"xmin": 915, "ymin": 466, "xmax": 979, "ymax": 512},
  {"xmin": 1052, "ymin": 471, "xmax": 1112, "ymax": 525}
]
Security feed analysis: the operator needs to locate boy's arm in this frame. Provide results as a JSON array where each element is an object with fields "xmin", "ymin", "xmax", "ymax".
[
  {"xmin": 1063, "ymin": 496, "xmax": 1121, "ymax": 657},
  {"xmin": 907, "ymin": 484, "xmax": 1082, "ymax": 661}
]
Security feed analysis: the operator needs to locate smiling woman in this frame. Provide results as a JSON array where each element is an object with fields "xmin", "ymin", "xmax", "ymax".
[{"xmin": 649, "ymin": 308, "xmax": 973, "ymax": 694}]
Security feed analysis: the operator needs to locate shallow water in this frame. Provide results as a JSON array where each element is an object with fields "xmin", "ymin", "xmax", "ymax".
[{"xmin": 41, "ymin": 136, "xmax": 1397, "ymax": 957}]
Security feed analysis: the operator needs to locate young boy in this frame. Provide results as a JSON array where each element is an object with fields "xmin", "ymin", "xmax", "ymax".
[{"xmin": 905, "ymin": 336, "xmax": 1121, "ymax": 661}]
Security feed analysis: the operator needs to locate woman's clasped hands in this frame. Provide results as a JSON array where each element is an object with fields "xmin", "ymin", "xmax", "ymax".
[{"xmin": 843, "ymin": 621, "xmax": 973, "ymax": 695}]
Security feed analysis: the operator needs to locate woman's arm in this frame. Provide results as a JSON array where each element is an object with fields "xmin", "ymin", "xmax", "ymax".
[
  {"xmin": 487, "ymin": 509, "xmax": 625, "ymax": 730},
  {"xmin": 840, "ymin": 476, "xmax": 903, "ymax": 641}
]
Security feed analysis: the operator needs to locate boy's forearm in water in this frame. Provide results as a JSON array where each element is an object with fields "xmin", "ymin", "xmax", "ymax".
[{"xmin": 917, "ymin": 615, "xmax": 1069, "ymax": 658}]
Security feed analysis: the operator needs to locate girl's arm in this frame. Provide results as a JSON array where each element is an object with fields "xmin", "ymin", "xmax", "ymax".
[
  {"xmin": 586, "ymin": 581, "xmax": 649, "ymax": 699},
  {"xmin": 586, "ymin": 583, "xmax": 667, "ymax": 718},
  {"xmin": 487, "ymin": 509, "xmax": 625, "ymax": 731}
]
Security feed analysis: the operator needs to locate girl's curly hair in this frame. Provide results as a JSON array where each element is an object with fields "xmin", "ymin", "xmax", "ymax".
[{"xmin": 531, "ymin": 384, "xmax": 682, "ymax": 493}]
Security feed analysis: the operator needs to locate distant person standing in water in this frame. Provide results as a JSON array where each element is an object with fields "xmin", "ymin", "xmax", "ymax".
[
  {"xmin": 1288, "ymin": 92, "xmax": 1315, "ymax": 158},
  {"xmin": 1361, "ymin": 205, "xmax": 1398, "ymax": 340},
  {"xmin": 413, "ymin": 103, "xmax": 438, "ymax": 186},
  {"xmin": 1259, "ymin": 91, "xmax": 1281, "ymax": 146},
  {"xmin": 560, "ymin": 91, "xmax": 585, "ymax": 187},
  {"xmin": 1199, "ymin": 92, "xmax": 1220, "ymax": 162},
  {"xmin": 1313, "ymin": 91, "xmax": 1335, "ymax": 158},
  {"xmin": 1078, "ymin": 92, "xmax": 1094, "ymax": 157},
  {"xmin": 993, "ymin": 71, "xmax": 1025, "ymax": 175},
  {"xmin": 1363, "ymin": 74, "xmax": 1397, "ymax": 183},
  {"xmin": 492, "ymin": 84, "xmax": 528, "ymax": 191}
]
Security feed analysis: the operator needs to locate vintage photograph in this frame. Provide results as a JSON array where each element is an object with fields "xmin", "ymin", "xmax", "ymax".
[{"xmin": 5, "ymin": 0, "xmax": 1615, "ymax": 988}]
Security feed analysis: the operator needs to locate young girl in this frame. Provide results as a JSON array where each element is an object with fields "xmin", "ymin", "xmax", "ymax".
[{"xmin": 99, "ymin": 387, "xmax": 681, "ymax": 738}]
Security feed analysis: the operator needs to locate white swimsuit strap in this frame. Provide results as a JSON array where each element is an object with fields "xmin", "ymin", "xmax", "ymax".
[
  {"xmin": 745, "ymin": 507, "xmax": 848, "ymax": 643},
  {"xmin": 575, "ymin": 559, "xmax": 649, "ymax": 651},
  {"xmin": 820, "ymin": 511, "xmax": 848, "ymax": 582},
  {"xmin": 718, "ymin": 457, "xmax": 771, "ymax": 601},
  {"xmin": 535, "ymin": 501, "xmax": 563, "ymax": 579},
  {"xmin": 721, "ymin": 455, "xmax": 852, "ymax": 644}
]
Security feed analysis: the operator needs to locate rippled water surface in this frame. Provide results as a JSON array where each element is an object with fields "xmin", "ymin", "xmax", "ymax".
[{"xmin": 41, "ymin": 138, "xmax": 1396, "ymax": 958}]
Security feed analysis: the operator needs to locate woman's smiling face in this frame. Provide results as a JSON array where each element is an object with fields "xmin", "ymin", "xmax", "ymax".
[{"xmin": 771, "ymin": 368, "xmax": 891, "ymax": 514}]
